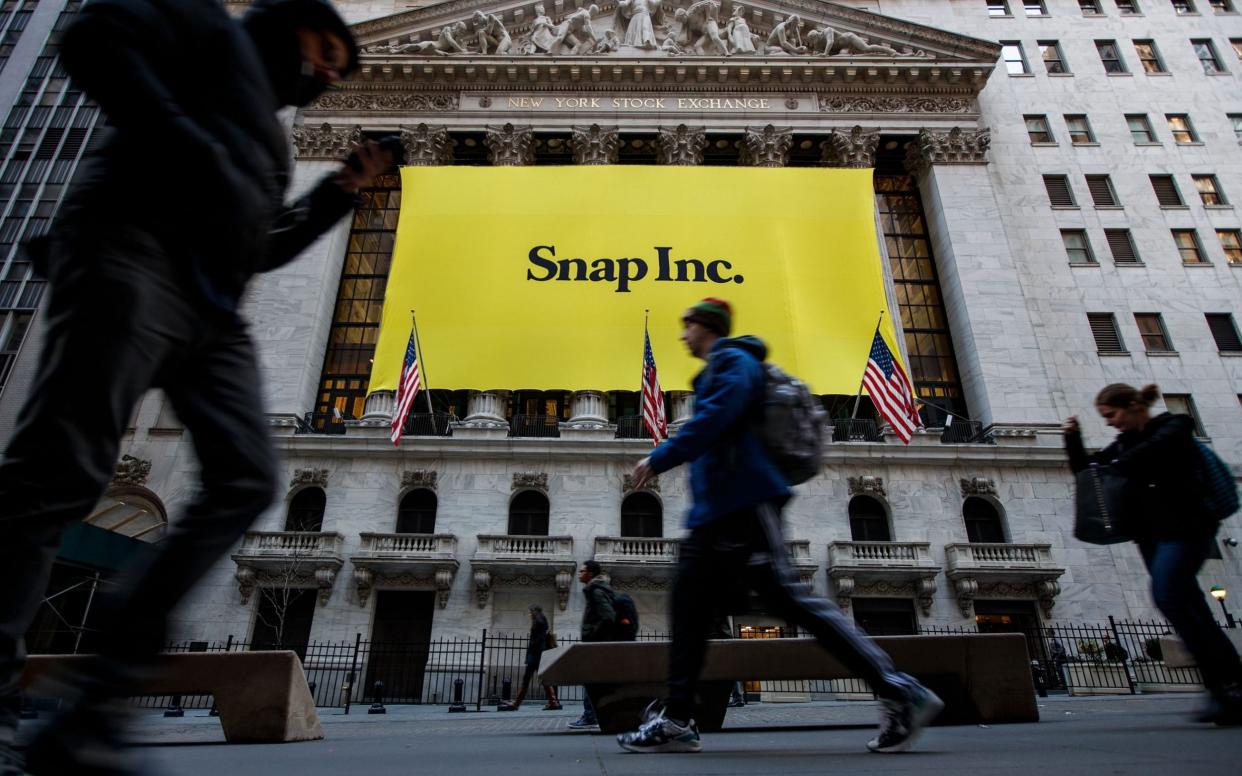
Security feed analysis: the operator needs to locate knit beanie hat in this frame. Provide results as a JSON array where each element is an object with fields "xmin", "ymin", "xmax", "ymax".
[{"xmin": 683, "ymin": 297, "xmax": 732, "ymax": 337}]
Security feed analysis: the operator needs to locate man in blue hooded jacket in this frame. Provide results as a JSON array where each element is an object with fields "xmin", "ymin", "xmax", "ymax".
[{"xmin": 618, "ymin": 298, "xmax": 942, "ymax": 755}]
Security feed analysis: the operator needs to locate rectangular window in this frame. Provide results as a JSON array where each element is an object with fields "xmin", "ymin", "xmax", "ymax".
[
  {"xmin": 1151, "ymin": 174, "xmax": 1186, "ymax": 207},
  {"xmin": 1105, "ymin": 229, "xmax": 1142, "ymax": 264},
  {"xmin": 1002, "ymin": 42, "xmax": 1030, "ymax": 74},
  {"xmin": 1219, "ymin": 229, "xmax": 1242, "ymax": 264},
  {"xmin": 1193, "ymin": 174, "xmax": 1228, "ymax": 206},
  {"xmin": 1231, "ymin": 114, "xmax": 1242, "ymax": 140},
  {"xmin": 1039, "ymin": 41, "xmax": 1069, "ymax": 73},
  {"xmin": 1086, "ymin": 174, "xmax": 1120, "ymax": 207},
  {"xmin": 1088, "ymin": 313, "xmax": 1127, "ymax": 353},
  {"xmin": 1134, "ymin": 41, "xmax": 1167, "ymax": 73},
  {"xmin": 1025, "ymin": 115, "xmax": 1054, "ymax": 143},
  {"xmin": 1025, "ymin": 0, "xmax": 1049, "ymax": 14},
  {"xmin": 1232, "ymin": 38, "xmax": 1242, "ymax": 61},
  {"xmin": 1080, "ymin": 0, "xmax": 1104, "ymax": 11},
  {"xmin": 1206, "ymin": 313, "xmax": 1242, "ymax": 353},
  {"xmin": 1172, "ymin": 0, "xmax": 1196, "ymax": 13},
  {"xmin": 1210, "ymin": 0, "xmax": 1235, "ymax": 11},
  {"xmin": 1135, "ymin": 313, "xmax": 1174, "ymax": 352},
  {"xmin": 1116, "ymin": 0, "xmax": 1140, "ymax": 11},
  {"xmin": 987, "ymin": 0, "xmax": 1012, "ymax": 15},
  {"xmin": 1163, "ymin": 394, "xmax": 1206, "ymax": 436},
  {"xmin": 1062, "ymin": 229, "xmax": 1096, "ymax": 264},
  {"xmin": 1044, "ymin": 175, "xmax": 1076, "ymax": 206},
  {"xmin": 1127, "ymin": 114, "xmax": 1157, "ymax": 142},
  {"xmin": 1065, "ymin": 114, "xmax": 1096, "ymax": 143},
  {"xmin": 1166, "ymin": 114, "xmax": 1199, "ymax": 143},
  {"xmin": 1192, "ymin": 39, "xmax": 1225, "ymax": 73},
  {"xmin": 1173, "ymin": 228, "xmax": 1207, "ymax": 263},
  {"xmin": 1096, "ymin": 40, "xmax": 1127, "ymax": 72}
]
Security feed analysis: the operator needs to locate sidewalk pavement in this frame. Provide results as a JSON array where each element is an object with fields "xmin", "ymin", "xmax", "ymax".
[{"xmin": 16, "ymin": 693, "xmax": 1242, "ymax": 775}]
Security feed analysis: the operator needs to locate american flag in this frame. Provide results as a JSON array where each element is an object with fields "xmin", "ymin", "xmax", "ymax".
[
  {"xmin": 389, "ymin": 329, "xmax": 422, "ymax": 446},
  {"xmin": 862, "ymin": 330, "xmax": 921, "ymax": 444},
  {"xmin": 640, "ymin": 328, "xmax": 667, "ymax": 446}
]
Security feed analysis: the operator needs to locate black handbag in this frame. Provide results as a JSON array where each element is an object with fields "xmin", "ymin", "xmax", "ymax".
[{"xmin": 1074, "ymin": 464, "xmax": 1131, "ymax": 545}]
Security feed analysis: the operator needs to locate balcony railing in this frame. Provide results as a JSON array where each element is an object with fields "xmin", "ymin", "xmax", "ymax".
[
  {"xmin": 357, "ymin": 533, "xmax": 457, "ymax": 558},
  {"xmin": 235, "ymin": 531, "xmax": 344, "ymax": 558},
  {"xmin": 940, "ymin": 420, "xmax": 991, "ymax": 444},
  {"xmin": 296, "ymin": 412, "xmax": 347, "ymax": 435},
  {"xmin": 474, "ymin": 534, "xmax": 574, "ymax": 560},
  {"xmin": 403, "ymin": 413, "xmax": 455, "ymax": 437},
  {"xmin": 831, "ymin": 419, "xmax": 883, "ymax": 442},
  {"xmin": 615, "ymin": 416, "xmax": 649, "ymax": 440},
  {"xmin": 509, "ymin": 414, "xmax": 561, "ymax": 438},
  {"xmin": 828, "ymin": 541, "xmax": 936, "ymax": 567},
  {"xmin": 945, "ymin": 542, "xmax": 1056, "ymax": 570},
  {"xmin": 594, "ymin": 536, "xmax": 679, "ymax": 563}
]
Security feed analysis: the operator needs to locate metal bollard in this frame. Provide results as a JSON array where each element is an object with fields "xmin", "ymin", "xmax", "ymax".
[
  {"xmin": 501, "ymin": 678, "xmax": 512, "ymax": 703},
  {"xmin": 1030, "ymin": 660, "xmax": 1048, "ymax": 698},
  {"xmin": 368, "ymin": 681, "xmax": 387, "ymax": 714},
  {"xmin": 448, "ymin": 677, "xmax": 467, "ymax": 712},
  {"xmin": 164, "ymin": 694, "xmax": 185, "ymax": 718}
]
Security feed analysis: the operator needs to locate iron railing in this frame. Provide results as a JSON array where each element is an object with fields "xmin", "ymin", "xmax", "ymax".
[
  {"xmin": 509, "ymin": 414, "xmax": 560, "ymax": 438},
  {"xmin": 404, "ymin": 412, "xmax": 455, "ymax": 437},
  {"xmin": 297, "ymin": 412, "xmax": 347, "ymax": 435},
  {"xmin": 831, "ymin": 419, "xmax": 883, "ymax": 442},
  {"xmin": 939, "ymin": 420, "xmax": 991, "ymax": 444},
  {"xmin": 615, "ymin": 416, "xmax": 648, "ymax": 440}
]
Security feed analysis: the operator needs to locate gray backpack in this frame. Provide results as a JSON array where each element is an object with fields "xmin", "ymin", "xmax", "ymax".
[{"xmin": 754, "ymin": 363, "xmax": 826, "ymax": 485}]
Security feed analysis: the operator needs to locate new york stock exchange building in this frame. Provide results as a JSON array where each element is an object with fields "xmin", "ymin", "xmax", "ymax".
[{"xmin": 2, "ymin": 0, "xmax": 1240, "ymax": 704}]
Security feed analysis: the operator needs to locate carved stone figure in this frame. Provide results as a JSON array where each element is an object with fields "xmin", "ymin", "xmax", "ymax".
[
  {"xmin": 767, "ymin": 15, "xmax": 807, "ymax": 55},
  {"xmin": 383, "ymin": 21, "xmax": 468, "ymax": 55},
  {"xmin": 806, "ymin": 25, "xmax": 899, "ymax": 57},
  {"xmin": 724, "ymin": 4, "xmax": 756, "ymax": 54},
  {"xmin": 549, "ymin": 5, "xmax": 600, "ymax": 55},
  {"xmin": 615, "ymin": 0, "xmax": 664, "ymax": 50},
  {"xmin": 593, "ymin": 29, "xmax": 620, "ymax": 53},
  {"xmin": 529, "ymin": 3, "xmax": 557, "ymax": 53},
  {"xmin": 471, "ymin": 11, "xmax": 512, "ymax": 55},
  {"xmin": 669, "ymin": 0, "xmax": 729, "ymax": 56}
]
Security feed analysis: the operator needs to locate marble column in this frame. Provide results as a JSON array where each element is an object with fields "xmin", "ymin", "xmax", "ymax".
[
  {"xmin": 570, "ymin": 125, "xmax": 620, "ymax": 165},
  {"xmin": 566, "ymin": 390, "xmax": 609, "ymax": 429},
  {"xmin": 484, "ymin": 123, "xmax": 535, "ymax": 166},
  {"xmin": 360, "ymin": 391, "xmax": 396, "ymax": 425},
  {"xmin": 462, "ymin": 390, "xmax": 510, "ymax": 428},
  {"xmin": 904, "ymin": 127, "xmax": 1057, "ymax": 426},
  {"xmin": 668, "ymin": 391, "xmax": 694, "ymax": 429},
  {"xmin": 400, "ymin": 123, "xmax": 453, "ymax": 166},
  {"xmin": 820, "ymin": 125, "xmax": 880, "ymax": 168},
  {"xmin": 656, "ymin": 125, "xmax": 707, "ymax": 166},
  {"xmin": 742, "ymin": 125, "xmax": 792, "ymax": 167}
]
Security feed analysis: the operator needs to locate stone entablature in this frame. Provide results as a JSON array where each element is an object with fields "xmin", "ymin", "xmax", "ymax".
[
  {"xmin": 826, "ymin": 541, "xmax": 940, "ymax": 615},
  {"xmin": 350, "ymin": 533, "xmax": 460, "ymax": 608},
  {"xmin": 471, "ymin": 534, "xmax": 576, "ymax": 609},
  {"xmin": 944, "ymin": 542, "xmax": 1064, "ymax": 618},
  {"xmin": 230, "ymin": 531, "xmax": 345, "ymax": 606}
]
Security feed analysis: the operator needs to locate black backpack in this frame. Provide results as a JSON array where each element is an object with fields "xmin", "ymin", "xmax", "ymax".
[{"xmin": 605, "ymin": 589, "xmax": 639, "ymax": 641}]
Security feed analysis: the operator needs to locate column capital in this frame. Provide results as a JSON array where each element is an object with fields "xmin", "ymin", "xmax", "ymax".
[
  {"xmin": 485, "ymin": 123, "xmax": 536, "ymax": 166},
  {"xmin": 400, "ymin": 123, "xmax": 453, "ymax": 166},
  {"xmin": 742, "ymin": 125, "xmax": 793, "ymax": 168},
  {"xmin": 656, "ymin": 124, "xmax": 707, "ymax": 166},
  {"xmin": 820, "ymin": 125, "xmax": 880, "ymax": 169},
  {"xmin": 291, "ymin": 122, "xmax": 363, "ymax": 160},
  {"xmin": 570, "ymin": 125, "xmax": 620, "ymax": 165},
  {"xmin": 904, "ymin": 127, "xmax": 991, "ymax": 174}
]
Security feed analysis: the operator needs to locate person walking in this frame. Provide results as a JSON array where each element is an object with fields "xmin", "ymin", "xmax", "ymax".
[
  {"xmin": 1064, "ymin": 383, "xmax": 1242, "ymax": 724},
  {"xmin": 499, "ymin": 604, "xmax": 561, "ymax": 711},
  {"xmin": 0, "ymin": 2, "xmax": 393, "ymax": 773},
  {"xmin": 568, "ymin": 560, "xmax": 617, "ymax": 729},
  {"xmin": 619, "ymin": 298, "xmax": 942, "ymax": 754}
]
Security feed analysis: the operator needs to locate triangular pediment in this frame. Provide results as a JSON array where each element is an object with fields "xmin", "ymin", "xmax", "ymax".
[{"xmin": 350, "ymin": 0, "xmax": 999, "ymax": 65}]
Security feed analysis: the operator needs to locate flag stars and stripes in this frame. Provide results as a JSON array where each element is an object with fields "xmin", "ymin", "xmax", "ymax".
[{"xmin": 862, "ymin": 330, "xmax": 921, "ymax": 444}]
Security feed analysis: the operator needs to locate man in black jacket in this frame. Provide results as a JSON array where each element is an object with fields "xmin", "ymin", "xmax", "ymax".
[
  {"xmin": 0, "ymin": 1, "xmax": 392, "ymax": 773},
  {"xmin": 568, "ymin": 560, "xmax": 617, "ymax": 729}
]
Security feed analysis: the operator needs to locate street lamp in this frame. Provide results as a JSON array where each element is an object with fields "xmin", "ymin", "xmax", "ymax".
[{"xmin": 1209, "ymin": 586, "xmax": 1237, "ymax": 629}]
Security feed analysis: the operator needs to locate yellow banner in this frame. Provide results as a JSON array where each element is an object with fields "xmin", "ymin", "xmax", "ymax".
[{"xmin": 369, "ymin": 166, "xmax": 901, "ymax": 394}]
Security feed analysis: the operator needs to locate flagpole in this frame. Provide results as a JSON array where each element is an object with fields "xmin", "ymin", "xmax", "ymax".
[
  {"xmin": 851, "ymin": 311, "xmax": 885, "ymax": 419},
  {"xmin": 410, "ymin": 310, "xmax": 434, "ymax": 416}
]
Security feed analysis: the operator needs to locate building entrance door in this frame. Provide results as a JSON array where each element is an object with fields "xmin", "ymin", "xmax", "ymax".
[{"xmin": 366, "ymin": 590, "xmax": 435, "ymax": 703}]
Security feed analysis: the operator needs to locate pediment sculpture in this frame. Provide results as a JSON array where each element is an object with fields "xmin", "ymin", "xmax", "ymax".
[{"xmin": 363, "ymin": 3, "xmax": 928, "ymax": 59}]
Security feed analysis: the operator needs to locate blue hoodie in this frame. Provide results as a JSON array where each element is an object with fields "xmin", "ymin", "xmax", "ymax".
[{"xmin": 647, "ymin": 336, "xmax": 790, "ymax": 528}]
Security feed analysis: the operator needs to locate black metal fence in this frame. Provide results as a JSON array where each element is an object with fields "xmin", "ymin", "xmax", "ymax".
[
  {"xmin": 508, "ymin": 414, "xmax": 560, "ymax": 438},
  {"xmin": 130, "ymin": 618, "xmax": 1213, "ymax": 711},
  {"xmin": 831, "ymin": 419, "xmax": 883, "ymax": 442}
]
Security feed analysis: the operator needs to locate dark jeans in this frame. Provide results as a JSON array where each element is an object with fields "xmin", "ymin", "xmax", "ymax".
[
  {"xmin": 666, "ymin": 502, "xmax": 913, "ymax": 723},
  {"xmin": 1139, "ymin": 536, "xmax": 1242, "ymax": 693},
  {"xmin": 0, "ymin": 225, "xmax": 277, "ymax": 743}
]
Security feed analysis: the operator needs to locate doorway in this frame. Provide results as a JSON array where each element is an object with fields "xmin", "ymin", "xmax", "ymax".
[{"xmin": 365, "ymin": 590, "xmax": 436, "ymax": 703}]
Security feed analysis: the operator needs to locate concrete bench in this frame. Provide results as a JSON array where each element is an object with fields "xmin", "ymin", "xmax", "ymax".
[
  {"xmin": 539, "ymin": 634, "xmax": 1038, "ymax": 734},
  {"xmin": 19, "ymin": 651, "xmax": 322, "ymax": 743}
]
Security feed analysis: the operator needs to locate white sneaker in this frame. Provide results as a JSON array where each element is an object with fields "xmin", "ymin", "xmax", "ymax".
[
  {"xmin": 616, "ymin": 709, "xmax": 702, "ymax": 753},
  {"xmin": 866, "ymin": 685, "xmax": 944, "ymax": 753}
]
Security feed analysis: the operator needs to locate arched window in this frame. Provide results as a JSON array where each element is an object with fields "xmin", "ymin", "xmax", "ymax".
[
  {"xmin": 963, "ymin": 497, "xmax": 1006, "ymax": 543},
  {"xmin": 848, "ymin": 495, "xmax": 891, "ymax": 542},
  {"xmin": 620, "ymin": 492, "xmax": 663, "ymax": 538},
  {"xmin": 285, "ymin": 488, "xmax": 326, "ymax": 532},
  {"xmin": 508, "ymin": 490, "xmax": 549, "ymax": 536},
  {"xmin": 397, "ymin": 489, "xmax": 437, "ymax": 534}
]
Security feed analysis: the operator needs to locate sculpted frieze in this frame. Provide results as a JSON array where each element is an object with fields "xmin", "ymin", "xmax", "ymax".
[
  {"xmin": 307, "ymin": 92, "xmax": 459, "ymax": 112},
  {"xmin": 818, "ymin": 96, "xmax": 973, "ymax": 114}
]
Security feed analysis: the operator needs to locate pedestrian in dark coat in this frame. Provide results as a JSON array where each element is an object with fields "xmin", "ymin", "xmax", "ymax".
[
  {"xmin": 1064, "ymin": 382, "xmax": 1242, "ymax": 724},
  {"xmin": 0, "ymin": 1, "xmax": 393, "ymax": 772},
  {"xmin": 499, "ymin": 604, "xmax": 561, "ymax": 711},
  {"xmin": 568, "ymin": 560, "xmax": 616, "ymax": 729}
]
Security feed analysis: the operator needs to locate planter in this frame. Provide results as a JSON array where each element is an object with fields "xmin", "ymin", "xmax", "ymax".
[
  {"xmin": 1065, "ymin": 662, "xmax": 1130, "ymax": 696},
  {"xmin": 1133, "ymin": 661, "xmax": 1203, "ymax": 694}
]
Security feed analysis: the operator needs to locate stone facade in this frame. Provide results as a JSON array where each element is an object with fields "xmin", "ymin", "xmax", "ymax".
[{"xmin": 2, "ymin": 0, "xmax": 1239, "ymax": 648}]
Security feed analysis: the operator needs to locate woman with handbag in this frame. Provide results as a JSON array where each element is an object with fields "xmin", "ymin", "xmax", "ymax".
[
  {"xmin": 500, "ymin": 604, "xmax": 562, "ymax": 711},
  {"xmin": 1065, "ymin": 383, "xmax": 1242, "ymax": 725}
]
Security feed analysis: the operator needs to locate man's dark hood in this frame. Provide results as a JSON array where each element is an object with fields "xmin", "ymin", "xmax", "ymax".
[
  {"xmin": 716, "ymin": 335, "xmax": 768, "ymax": 362},
  {"xmin": 242, "ymin": 0, "xmax": 358, "ymax": 107}
]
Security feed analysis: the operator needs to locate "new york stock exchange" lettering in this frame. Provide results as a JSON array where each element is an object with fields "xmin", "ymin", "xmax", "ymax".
[{"xmin": 526, "ymin": 245, "xmax": 745, "ymax": 293}]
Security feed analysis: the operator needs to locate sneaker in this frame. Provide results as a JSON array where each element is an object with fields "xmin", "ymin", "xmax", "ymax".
[
  {"xmin": 497, "ymin": 701, "xmax": 518, "ymax": 711},
  {"xmin": 567, "ymin": 715, "xmax": 598, "ymax": 730},
  {"xmin": 866, "ymin": 685, "xmax": 944, "ymax": 754},
  {"xmin": 616, "ymin": 709, "xmax": 702, "ymax": 753},
  {"xmin": 542, "ymin": 702, "xmax": 562, "ymax": 711}
]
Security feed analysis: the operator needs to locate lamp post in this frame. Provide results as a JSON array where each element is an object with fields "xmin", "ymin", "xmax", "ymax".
[{"xmin": 1209, "ymin": 586, "xmax": 1237, "ymax": 628}]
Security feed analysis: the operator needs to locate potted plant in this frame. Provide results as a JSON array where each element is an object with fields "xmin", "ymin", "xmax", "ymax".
[{"xmin": 1066, "ymin": 639, "xmax": 1129, "ymax": 695}]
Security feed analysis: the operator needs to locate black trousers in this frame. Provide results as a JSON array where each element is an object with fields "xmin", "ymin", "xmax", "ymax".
[
  {"xmin": 666, "ymin": 502, "xmax": 913, "ymax": 722},
  {"xmin": 0, "ymin": 226, "xmax": 277, "ymax": 742}
]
